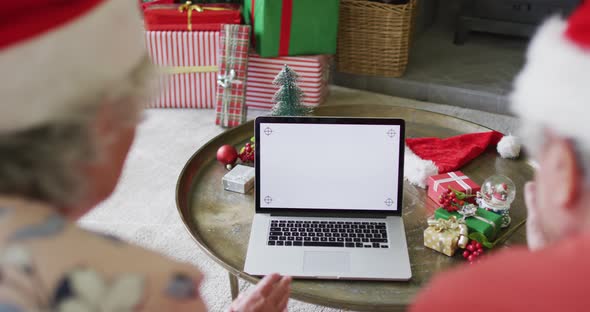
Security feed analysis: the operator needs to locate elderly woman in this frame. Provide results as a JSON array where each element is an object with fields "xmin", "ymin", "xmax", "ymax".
[{"xmin": 0, "ymin": 1, "xmax": 290, "ymax": 311}]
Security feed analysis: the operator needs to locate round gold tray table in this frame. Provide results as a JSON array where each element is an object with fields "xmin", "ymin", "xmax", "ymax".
[{"xmin": 176, "ymin": 104, "xmax": 532, "ymax": 311}]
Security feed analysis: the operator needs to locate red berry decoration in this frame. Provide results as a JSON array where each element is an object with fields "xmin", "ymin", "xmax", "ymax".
[
  {"xmin": 462, "ymin": 240, "xmax": 485, "ymax": 264},
  {"xmin": 239, "ymin": 142, "xmax": 255, "ymax": 163},
  {"xmin": 439, "ymin": 189, "xmax": 461, "ymax": 212},
  {"xmin": 217, "ymin": 144, "xmax": 238, "ymax": 169}
]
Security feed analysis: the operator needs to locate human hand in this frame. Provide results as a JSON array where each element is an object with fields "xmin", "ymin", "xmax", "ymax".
[
  {"xmin": 525, "ymin": 182, "xmax": 547, "ymax": 251},
  {"xmin": 228, "ymin": 273, "xmax": 291, "ymax": 312}
]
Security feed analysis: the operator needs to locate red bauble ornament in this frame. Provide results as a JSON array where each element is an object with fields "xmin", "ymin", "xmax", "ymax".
[{"xmin": 217, "ymin": 145, "xmax": 238, "ymax": 168}]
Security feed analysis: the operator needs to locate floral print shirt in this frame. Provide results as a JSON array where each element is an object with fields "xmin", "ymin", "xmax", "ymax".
[{"xmin": 0, "ymin": 197, "xmax": 206, "ymax": 312}]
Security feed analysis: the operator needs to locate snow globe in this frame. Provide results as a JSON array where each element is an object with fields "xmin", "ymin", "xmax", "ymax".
[{"xmin": 476, "ymin": 175, "xmax": 516, "ymax": 228}]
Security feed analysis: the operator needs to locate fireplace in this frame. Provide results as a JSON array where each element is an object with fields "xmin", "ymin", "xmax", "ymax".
[{"xmin": 454, "ymin": 0, "xmax": 580, "ymax": 44}]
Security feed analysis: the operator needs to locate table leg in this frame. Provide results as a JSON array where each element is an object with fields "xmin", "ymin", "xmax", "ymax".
[{"xmin": 229, "ymin": 272, "xmax": 239, "ymax": 300}]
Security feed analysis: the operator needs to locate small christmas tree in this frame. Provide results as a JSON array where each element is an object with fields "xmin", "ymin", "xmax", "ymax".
[{"xmin": 270, "ymin": 65, "xmax": 312, "ymax": 116}]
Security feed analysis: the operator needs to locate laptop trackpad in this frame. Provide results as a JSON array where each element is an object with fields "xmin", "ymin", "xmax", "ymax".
[{"xmin": 303, "ymin": 251, "xmax": 351, "ymax": 274}]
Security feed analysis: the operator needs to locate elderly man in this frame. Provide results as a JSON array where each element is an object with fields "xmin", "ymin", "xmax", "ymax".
[
  {"xmin": 411, "ymin": 2, "xmax": 590, "ymax": 311},
  {"xmin": 0, "ymin": 1, "xmax": 290, "ymax": 311}
]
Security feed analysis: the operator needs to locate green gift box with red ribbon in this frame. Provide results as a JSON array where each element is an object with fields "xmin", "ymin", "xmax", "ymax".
[{"xmin": 243, "ymin": 0, "xmax": 340, "ymax": 57}]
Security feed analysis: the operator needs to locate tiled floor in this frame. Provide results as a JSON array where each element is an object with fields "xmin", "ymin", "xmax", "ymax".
[{"xmin": 333, "ymin": 26, "xmax": 528, "ymax": 115}]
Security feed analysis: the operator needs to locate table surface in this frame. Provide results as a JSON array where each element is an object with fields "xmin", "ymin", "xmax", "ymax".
[{"xmin": 176, "ymin": 104, "xmax": 533, "ymax": 311}]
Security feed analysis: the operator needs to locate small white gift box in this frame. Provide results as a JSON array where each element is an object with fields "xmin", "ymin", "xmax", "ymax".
[{"xmin": 222, "ymin": 165, "xmax": 255, "ymax": 194}]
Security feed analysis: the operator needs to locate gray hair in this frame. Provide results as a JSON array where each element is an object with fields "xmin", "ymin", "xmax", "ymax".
[{"xmin": 0, "ymin": 56, "xmax": 155, "ymax": 208}]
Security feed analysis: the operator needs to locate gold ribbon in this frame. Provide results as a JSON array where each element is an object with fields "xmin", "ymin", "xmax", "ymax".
[
  {"xmin": 159, "ymin": 65, "xmax": 218, "ymax": 75},
  {"xmin": 428, "ymin": 216, "xmax": 463, "ymax": 232},
  {"xmin": 427, "ymin": 217, "xmax": 469, "ymax": 249},
  {"xmin": 178, "ymin": 1, "xmax": 233, "ymax": 31}
]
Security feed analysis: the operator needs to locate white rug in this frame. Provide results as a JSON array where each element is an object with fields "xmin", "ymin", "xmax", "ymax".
[{"xmin": 79, "ymin": 86, "xmax": 517, "ymax": 311}]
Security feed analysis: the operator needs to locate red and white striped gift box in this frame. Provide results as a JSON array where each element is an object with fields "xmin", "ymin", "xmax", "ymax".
[
  {"xmin": 245, "ymin": 54, "xmax": 331, "ymax": 110},
  {"xmin": 145, "ymin": 31, "xmax": 219, "ymax": 108}
]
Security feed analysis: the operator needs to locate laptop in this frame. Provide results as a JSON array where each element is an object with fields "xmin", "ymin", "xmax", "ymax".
[{"xmin": 244, "ymin": 116, "xmax": 412, "ymax": 281}]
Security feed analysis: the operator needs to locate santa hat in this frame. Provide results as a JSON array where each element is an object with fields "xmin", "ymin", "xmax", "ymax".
[
  {"xmin": 511, "ymin": 2, "xmax": 590, "ymax": 141},
  {"xmin": 404, "ymin": 131, "xmax": 520, "ymax": 188},
  {"xmin": 0, "ymin": 0, "xmax": 146, "ymax": 133}
]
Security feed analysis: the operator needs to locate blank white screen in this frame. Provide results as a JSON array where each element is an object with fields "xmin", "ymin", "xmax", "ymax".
[{"xmin": 259, "ymin": 123, "xmax": 401, "ymax": 211}]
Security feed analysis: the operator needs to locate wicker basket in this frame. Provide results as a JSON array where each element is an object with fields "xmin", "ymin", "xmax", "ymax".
[{"xmin": 336, "ymin": 0, "xmax": 417, "ymax": 77}]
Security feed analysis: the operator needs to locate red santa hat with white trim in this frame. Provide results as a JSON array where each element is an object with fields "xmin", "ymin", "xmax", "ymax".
[
  {"xmin": 0, "ymin": 0, "xmax": 146, "ymax": 133},
  {"xmin": 511, "ymin": 1, "xmax": 590, "ymax": 141},
  {"xmin": 404, "ymin": 131, "xmax": 520, "ymax": 188}
]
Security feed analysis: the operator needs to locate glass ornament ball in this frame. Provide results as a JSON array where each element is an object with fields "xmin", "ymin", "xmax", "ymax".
[{"xmin": 480, "ymin": 175, "xmax": 516, "ymax": 211}]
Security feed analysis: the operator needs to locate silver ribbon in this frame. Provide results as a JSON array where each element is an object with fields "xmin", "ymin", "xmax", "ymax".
[
  {"xmin": 217, "ymin": 69, "xmax": 243, "ymax": 89},
  {"xmin": 458, "ymin": 204, "xmax": 496, "ymax": 231},
  {"xmin": 433, "ymin": 172, "xmax": 472, "ymax": 194}
]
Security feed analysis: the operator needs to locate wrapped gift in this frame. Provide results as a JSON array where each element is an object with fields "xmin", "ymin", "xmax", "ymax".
[
  {"xmin": 145, "ymin": 31, "xmax": 219, "ymax": 108},
  {"xmin": 139, "ymin": 0, "xmax": 174, "ymax": 12},
  {"xmin": 424, "ymin": 217, "xmax": 469, "ymax": 256},
  {"xmin": 215, "ymin": 25, "xmax": 251, "ymax": 127},
  {"xmin": 246, "ymin": 53, "xmax": 330, "ymax": 110},
  {"xmin": 427, "ymin": 171, "xmax": 480, "ymax": 205},
  {"xmin": 223, "ymin": 165, "xmax": 255, "ymax": 193},
  {"xmin": 435, "ymin": 207, "xmax": 502, "ymax": 241},
  {"xmin": 243, "ymin": 0, "xmax": 340, "ymax": 57},
  {"xmin": 144, "ymin": 1, "xmax": 241, "ymax": 31}
]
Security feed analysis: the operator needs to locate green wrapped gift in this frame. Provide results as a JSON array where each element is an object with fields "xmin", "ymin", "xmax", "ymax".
[
  {"xmin": 243, "ymin": 0, "xmax": 340, "ymax": 57},
  {"xmin": 434, "ymin": 207, "xmax": 503, "ymax": 241}
]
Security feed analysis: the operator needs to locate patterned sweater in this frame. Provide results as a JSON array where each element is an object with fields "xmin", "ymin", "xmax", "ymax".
[{"xmin": 0, "ymin": 197, "xmax": 206, "ymax": 312}]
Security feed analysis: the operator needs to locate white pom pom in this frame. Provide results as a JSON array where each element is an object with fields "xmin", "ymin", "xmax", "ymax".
[{"xmin": 497, "ymin": 135, "xmax": 521, "ymax": 159}]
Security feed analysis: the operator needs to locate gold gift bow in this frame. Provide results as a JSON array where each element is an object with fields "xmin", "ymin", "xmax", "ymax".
[
  {"xmin": 159, "ymin": 65, "xmax": 218, "ymax": 75},
  {"xmin": 427, "ymin": 217, "xmax": 469, "ymax": 249},
  {"xmin": 178, "ymin": 1, "xmax": 233, "ymax": 31}
]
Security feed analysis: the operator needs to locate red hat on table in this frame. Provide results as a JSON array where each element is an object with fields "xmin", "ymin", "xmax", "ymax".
[
  {"xmin": 0, "ymin": 0, "xmax": 146, "ymax": 133},
  {"xmin": 404, "ymin": 131, "xmax": 520, "ymax": 188},
  {"xmin": 511, "ymin": 1, "xmax": 590, "ymax": 139}
]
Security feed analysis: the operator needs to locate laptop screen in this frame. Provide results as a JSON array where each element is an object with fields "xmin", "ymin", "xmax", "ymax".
[{"xmin": 257, "ymin": 119, "xmax": 403, "ymax": 212}]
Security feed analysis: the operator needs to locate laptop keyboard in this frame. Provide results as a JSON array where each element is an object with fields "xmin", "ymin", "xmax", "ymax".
[{"xmin": 267, "ymin": 219, "xmax": 389, "ymax": 248}]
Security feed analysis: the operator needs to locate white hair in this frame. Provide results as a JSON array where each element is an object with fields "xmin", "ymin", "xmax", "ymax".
[
  {"xmin": 0, "ymin": 56, "xmax": 155, "ymax": 207},
  {"xmin": 519, "ymin": 120, "xmax": 590, "ymax": 184}
]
